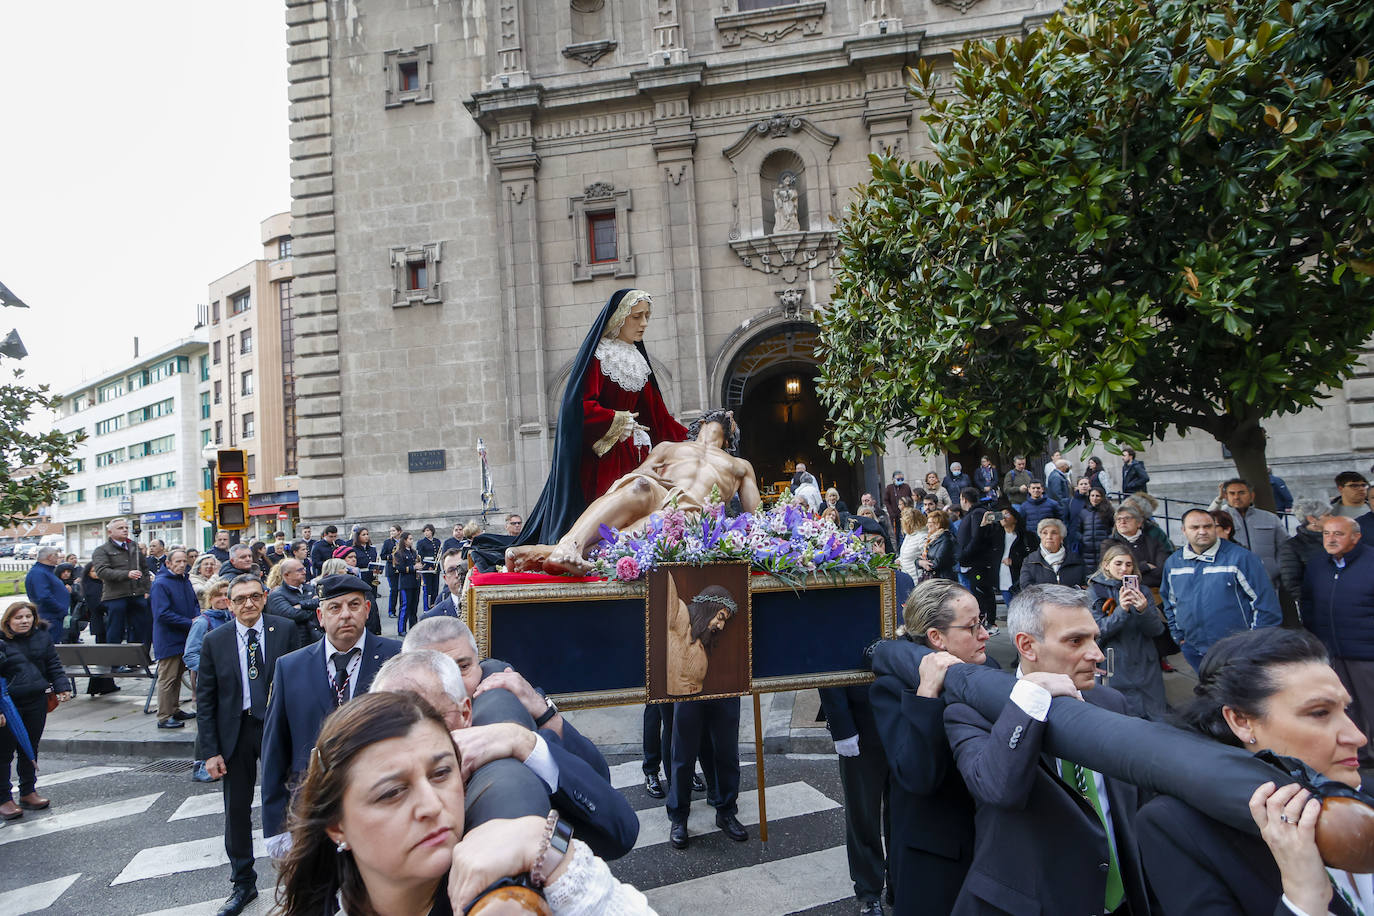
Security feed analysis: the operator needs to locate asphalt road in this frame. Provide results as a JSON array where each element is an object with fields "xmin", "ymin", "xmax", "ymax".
[{"xmin": 0, "ymin": 750, "xmax": 869, "ymax": 916}]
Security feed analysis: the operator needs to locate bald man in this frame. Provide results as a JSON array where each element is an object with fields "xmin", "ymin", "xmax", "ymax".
[{"xmin": 1302, "ymin": 514, "xmax": 1374, "ymax": 767}]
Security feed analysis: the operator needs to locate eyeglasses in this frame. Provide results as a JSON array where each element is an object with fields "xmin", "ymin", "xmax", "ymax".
[
  {"xmin": 1341, "ymin": 482, "xmax": 1368, "ymax": 489},
  {"xmin": 230, "ymin": 593, "xmax": 265, "ymax": 606},
  {"xmin": 443, "ymin": 566, "xmax": 464, "ymax": 576},
  {"xmin": 945, "ymin": 620, "xmax": 987, "ymax": 637}
]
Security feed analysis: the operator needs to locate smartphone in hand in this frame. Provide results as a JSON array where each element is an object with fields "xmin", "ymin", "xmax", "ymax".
[{"xmin": 1122, "ymin": 574, "xmax": 1139, "ymax": 591}]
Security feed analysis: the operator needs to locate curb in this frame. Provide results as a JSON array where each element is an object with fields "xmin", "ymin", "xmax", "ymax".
[{"xmin": 46, "ymin": 735, "xmax": 196, "ymax": 758}]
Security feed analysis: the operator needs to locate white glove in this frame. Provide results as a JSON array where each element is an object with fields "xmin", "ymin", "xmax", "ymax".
[{"xmin": 834, "ymin": 735, "xmax": 861, "ymax": 757}]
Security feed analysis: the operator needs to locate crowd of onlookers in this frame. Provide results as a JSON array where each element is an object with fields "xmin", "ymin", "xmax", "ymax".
[{"xmin": 7, "ymin": 450, "xmax": 1374, "ymax": 914}]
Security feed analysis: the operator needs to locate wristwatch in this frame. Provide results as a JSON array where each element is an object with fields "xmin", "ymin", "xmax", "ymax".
[{"xmin": 534, "ymin": 695, "xmax": 558, "ymax": 728}]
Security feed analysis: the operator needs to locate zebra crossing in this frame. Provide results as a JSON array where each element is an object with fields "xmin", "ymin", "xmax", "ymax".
[{"xmin": 0, "ymin": 752, "xmax": 860, "ymax": 916}]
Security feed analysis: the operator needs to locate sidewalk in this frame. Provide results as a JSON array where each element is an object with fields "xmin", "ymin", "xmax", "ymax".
[{"xmin": 42, "ymin": 627, "xmax": 1200, "ymax": 759}]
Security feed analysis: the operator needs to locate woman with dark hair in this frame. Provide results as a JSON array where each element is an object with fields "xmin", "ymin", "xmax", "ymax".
[
  {"xmin": 417, "ymin": 524, "xmax": 442, "ymax": 612},
  {"xmin": 1211, "ymin": 509, "xmax": 1237, "ymax": 541},
  {"xmin": 0, "ymin": 601, "xmax": 73, "ymax": 819},
  {"xmin": 1088, "ymin": 545, "xmax": 1167, "ymax": 719},
  {"xmin": 1086, "ymin": 455, "xmax": 1115, "ymax": 495},
  {"xmin": 1138, "ymin": 628, "xmax": 1371, "ymax": 915},
  {"xmin": 249, "ymin": 541, "xmax": 268, "ymax": 578},
  {"xmin": 275, "ymin": 691, "xmax": 648, "ymax": 916},
  {"xmin": 870, "ymin": 580, "xmax": 999, "ymax": 915},
  {"xmin": 392, "ymin": 532, "xmax": 421, "ymax": 635},
  {"xmin": 996, "ymin": 506, "xmax": 1033, "ymax": 604},
  {"xmin": 1073, "ymin": 486, "xmax": 1115, "ymax": 572}
]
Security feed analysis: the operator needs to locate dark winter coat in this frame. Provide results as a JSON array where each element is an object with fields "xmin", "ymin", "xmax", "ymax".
[
  {"xmin": 150, "ymin": 566, "xmax": 199, "ymax": 659},
  {"xmin": 1016, "ymin": 496, "xmax": 1062, "ymax": 533},
  {"xmin": 91, "ymin": 538, "xmax": 149, "ymax": 600},
  {"xmin": 1098, "ymin": 531, "xmax": 1170, "ymax": 590},
  {"xmin": 1074, "ymin": 506, "xmax": 1115, "ymax": 570},
  {"xmin": 1121, "ymin": 460, "xmax": 1150, "ymax": 495},
  {"xmin": 1018, "ymin": 550, "xmax": 1087, "ymax": 589},
  {"xmin": 1302, "ymin": 541, "xmax": 1374, "ymax": 661},
  {"xmin": 0, "ymin": 624, "xmax": 71, "ymax": 700},
  {"xmin": 1279, "ymin": 524, "xmax": 1324, "ymax": 598},
  {"xmin": 924, "ymin": 530, "xmax": 958, "ymax": 581}
]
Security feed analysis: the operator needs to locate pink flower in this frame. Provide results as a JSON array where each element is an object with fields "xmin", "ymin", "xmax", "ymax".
[{"xmin": 615, "ymin": 556, "xmax": 641, "ymax": 581}]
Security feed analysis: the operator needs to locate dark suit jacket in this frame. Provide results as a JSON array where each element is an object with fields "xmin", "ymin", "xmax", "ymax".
[
  {"xmin": 467, "ymin": 672, "xmax": 636, "ymax": 858},
  {"xmin": 266, "ymin": 583, "xmax": 321, "ymax": 645},
  {"xmin": 870, "ymin": 640, "xmax": 1000, "ymax": 916},
  {"xmin": 945, "ymin": 684, "xmax": 1152, "ymax": 916},
  {"xmin": 1139, "ymin": 794, "xmax": 1356, "ymax": 916},
  {"xmin": 195, "ymin": 613, "xmax": 298, "ymax": 761},
  {"xmin": 421, "ymin": 594, "xmax": 460, "ymax": 620},
  {"xmin": 260, "ymin": 632, "xmax": 403, "ymax": 838}
]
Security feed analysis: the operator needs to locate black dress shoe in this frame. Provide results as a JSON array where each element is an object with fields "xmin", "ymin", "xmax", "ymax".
[
  {"xmin": 716, "ymin": 812, "xmax": 748, "ymax": 842},
  {"xmin": 644, "ymin": 773, "xmax": 665, "ymax": 799},
  {"xmin": 692, "ymin": 773, "xmax": 707, "ymax": 793},
  {"xmin": 669, "ymin": 821, "xmax": 689, "ymax": 849},
  {"xmin": 216, "ymin": 884, "xmax": 258, "ymax": 916},
  {"xmin": 859, "ymin": 900, "xmax": 884, "ymax": 916},
  {"xmin": 157, "ymin": 719, "xmax": 185, "ymax": 729},
  {"xmin": 171, "ymin": 709, "xmax": 196, "ymax": 721}
]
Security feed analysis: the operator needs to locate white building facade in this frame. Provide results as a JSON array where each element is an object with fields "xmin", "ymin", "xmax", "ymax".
[{"xmin": 52, "ymin": 336, "xmax": 213, "ymax": 555}]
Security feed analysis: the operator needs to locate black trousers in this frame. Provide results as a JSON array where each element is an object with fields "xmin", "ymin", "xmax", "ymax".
[
  {"xmin": 105, "ymin": 596, "xmax": 152, "ymax": 647},
  {"xmin": 642, "ymin": 703, "xmax": 709, "ymax": 780},
  {"xmin": 0, "ymin": 694, "xmax": 46, "ymax": 799},
  {"xmin": 837, "ymin": 714, "xmax": 891, "ymax": 903},
  {"xmin": 967, "ymin": 565, "xmax": 997, "ymax": 627},
  {"xmin": 420, "ymin": 573, "xmax": 440, "ymax": 611},
  {"xmin": 667, "ymin": 697, "xmax": 740, "ymax": 822},
  {"xmin": 223, "ymin": 712, "xmax": 263, "ymax": 888}
]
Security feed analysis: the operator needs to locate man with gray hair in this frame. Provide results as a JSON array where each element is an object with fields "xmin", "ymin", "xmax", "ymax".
[
  {"xmin": 92, "ymin": 517, "xmax": 152, "ymax": 649},
  {"xmin": 942, "ymin": 585, "xmax": 1152, "ymax": 915},
  {"xmin": 377, "ymin": 639, "xmax": 639, "ymax": 858},
  {"xmin": 217, "ymin": 544, "xmax": 256, "ymax": 580},
  {"xmin": 25, "ymin": 545, "xmax": 70, "ymax": 636}
]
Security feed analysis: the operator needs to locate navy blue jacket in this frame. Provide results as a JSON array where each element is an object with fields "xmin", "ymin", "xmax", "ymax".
[
  {"xmin": 1121, "ymin": 460, "xmax": 1150, "ymax": 495},
  {"xmin": 1015, "ymin": 496, "xmax": 1062, "ymax": 533},
  {"xmin": 261, "ymin": 633, "xmax": 403, "ymax": 838},
  {"xmin": 1161, "ymin": 539, "xmax": 1281, "ymax": 656},
  {"xmin": 0, "ymin": 625, "xmax": 71, "ymax": 700},
  {"xmin": 150, "ymin": 566, "xmax": 199, "ymax": 659},
  {"xmin": 1302, "ymin": 541, "xmax": 1374, "ymax": 661},
  {"xmin": 421, "ymin": 594, "xmax": 461, "ymax": 620},
  {"xmin": 24, "ymin": 562, "xmax": 69, "ymax": 629},
  {"xmin": 870, "ymin": 639, "xmax": 1001, "ymax": 915}
]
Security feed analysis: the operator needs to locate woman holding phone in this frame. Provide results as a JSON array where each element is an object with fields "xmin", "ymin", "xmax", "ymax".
[{"xmin": 1088, "ymin": 545, "xmax": 1168, "ymax": 718}]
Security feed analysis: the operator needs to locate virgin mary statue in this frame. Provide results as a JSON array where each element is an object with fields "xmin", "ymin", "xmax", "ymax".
[{"xmin": 473, "ymin": 289, "xmax": 688, "ymax": 568}]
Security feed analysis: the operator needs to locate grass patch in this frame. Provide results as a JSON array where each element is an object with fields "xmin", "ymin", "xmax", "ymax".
[{"xmin": 0, "ymin": 570, "xmax": 27, "ymax": 598}]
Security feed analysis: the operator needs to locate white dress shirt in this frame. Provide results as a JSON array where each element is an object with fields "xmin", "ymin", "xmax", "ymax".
[
  {"xmin": 322, "ymin": 631, "xmax": 367, "ymax": 701},
  {"xmin": 234, "ymin": 617, "xmax": 266, "ymax": 711}
]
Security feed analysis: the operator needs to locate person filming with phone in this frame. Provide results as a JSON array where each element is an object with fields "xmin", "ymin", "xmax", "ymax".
[{"xmin": 1088, "ymin": 545, "xmax": 1169, "ymax": 719}]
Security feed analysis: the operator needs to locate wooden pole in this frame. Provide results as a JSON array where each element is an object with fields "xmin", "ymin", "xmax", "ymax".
[{"xmin": 753, "ymin": 691, "xmax": 768, "ymax": 843}]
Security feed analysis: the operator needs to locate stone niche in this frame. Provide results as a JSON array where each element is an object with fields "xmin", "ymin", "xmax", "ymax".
[{"xmin": 724, "ymin": 113, "xmax": 841, "ymax": 283}]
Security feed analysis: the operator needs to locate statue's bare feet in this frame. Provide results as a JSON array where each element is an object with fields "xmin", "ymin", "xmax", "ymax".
[
  {"xmin": 543, "ymin": 542, "xmax": 593, "ymax": 576},
  {"xmin": 505, "ymin": 545, "xmax": 554, "ymax": 573}
]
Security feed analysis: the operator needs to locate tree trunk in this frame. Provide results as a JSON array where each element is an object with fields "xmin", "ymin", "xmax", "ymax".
[{"xmin": 1217, "ymin": 420, "xmax": 1276, "ymax": 512}]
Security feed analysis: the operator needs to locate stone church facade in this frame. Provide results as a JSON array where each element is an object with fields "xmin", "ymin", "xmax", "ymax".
[
  {"xmin": 284, "ymin": 0, "xmax": 1372, "ymax": 530},
  {"xmin": 283, "ymin": 0, "xmax": 1065, "ymax": 526}
]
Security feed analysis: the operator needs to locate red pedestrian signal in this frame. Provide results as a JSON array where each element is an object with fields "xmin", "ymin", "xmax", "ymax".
[{"xmin": 214, "ymin": 448, "xmax": 250, "ymax": 530}]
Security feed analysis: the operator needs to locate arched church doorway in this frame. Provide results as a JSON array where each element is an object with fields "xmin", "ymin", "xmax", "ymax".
[{"xmin": 722, "ymin": 322, "xmax": 865, "ymax": 504}]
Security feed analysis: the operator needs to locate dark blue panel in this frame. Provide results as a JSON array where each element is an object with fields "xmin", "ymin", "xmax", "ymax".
[
  {"xmin": 488, "ymin": 597, "xmax": 646, "ymax": 694},
  {"xmin": 753, "ymin": 585, "xmax": 883, "ymax": 677}
]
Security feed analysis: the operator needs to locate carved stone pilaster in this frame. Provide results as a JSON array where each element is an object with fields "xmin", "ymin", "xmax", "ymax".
[
  {"xmin": 651, "ymin": 0, "xmax": 689, "ymax": 66},
  {"xmin": 494, "ymin": 0, "xmax": 531, "ymax": 87}
]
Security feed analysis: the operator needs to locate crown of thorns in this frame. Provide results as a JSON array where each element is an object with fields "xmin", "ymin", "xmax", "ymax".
[{"xmin": 692, "ymin": 591, "xmax": 738, "ymax": 615}]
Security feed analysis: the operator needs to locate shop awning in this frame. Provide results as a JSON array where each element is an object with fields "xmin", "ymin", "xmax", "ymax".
[{"xmin": 248, "ymin": 505, "xmax": 285, "ymax": 516}]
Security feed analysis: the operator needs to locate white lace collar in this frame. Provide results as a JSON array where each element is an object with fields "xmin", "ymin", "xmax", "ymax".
[{"xmin": 595, "ymin": 338, "xmax": 650, "ymax": 392}]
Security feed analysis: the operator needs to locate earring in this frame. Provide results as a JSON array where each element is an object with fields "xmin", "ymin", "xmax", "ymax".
[
  {"xmin": 336, "ymin": 840, "xmax": 350, "ymax": 853},
  {"xmin": 1248, "ymin": 737, "xmax": 1257, "ymax": 745}
]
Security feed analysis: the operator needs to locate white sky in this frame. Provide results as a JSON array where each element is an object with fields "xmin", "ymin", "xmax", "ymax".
[{"xmin": 0, "ymin": 2, "xmax": 290, "ymax": 398}]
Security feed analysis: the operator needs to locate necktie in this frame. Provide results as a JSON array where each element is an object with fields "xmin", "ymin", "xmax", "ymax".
[
  {"xmin": 331, "ymin": 648, "xmax": 360, "ymax": 707},
  {"xmin": 245, "ymin": 629, "xmax": 267, "ymax": 718},
  {"xmin": 1062, "ymin": 759, "xmax": 1125, "ymax": 912}
]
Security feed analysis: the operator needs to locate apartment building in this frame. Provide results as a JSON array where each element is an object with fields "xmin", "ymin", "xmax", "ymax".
[
  {"xmin": 51, "ymin": 336, "xmax": 212, "ymax": 554},
  {"xmin": 206, "ymin": 212, "xmax": 300, "ymax": 540}
]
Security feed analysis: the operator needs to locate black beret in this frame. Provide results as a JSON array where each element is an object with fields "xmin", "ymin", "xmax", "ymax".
[{"xmin": 317, "ymin": 574, "xmax": 371, "ymax": 601}]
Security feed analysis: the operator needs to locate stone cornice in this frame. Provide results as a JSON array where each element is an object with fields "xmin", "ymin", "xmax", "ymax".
[{"xmin": 843, "ymin": 29, "xmax": 925, "ymax": 66}]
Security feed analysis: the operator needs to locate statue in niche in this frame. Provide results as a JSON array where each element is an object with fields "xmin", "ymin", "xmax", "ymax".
[{"xmin": 773, "ymin": 173, "xmax": 800, "ymax": 233}]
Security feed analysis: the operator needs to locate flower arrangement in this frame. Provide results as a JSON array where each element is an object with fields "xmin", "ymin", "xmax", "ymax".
[{"xmin": 590, "ymin": 494, "xmax": 892, "ymax": 586}]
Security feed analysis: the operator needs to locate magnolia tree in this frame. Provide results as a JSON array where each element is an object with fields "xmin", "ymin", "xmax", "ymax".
[{"xmin": 819, "ymin": 0, "xmax": 1374, "ymax": 508}]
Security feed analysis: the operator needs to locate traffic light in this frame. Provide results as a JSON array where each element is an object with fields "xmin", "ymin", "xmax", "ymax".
[
  {"xmin": 197, "ymin": 490, "xmax": 215, "ymax": 523},
  {"xmin": 214, "ymin": 449, "xmax": 249, "ymax": 530}
]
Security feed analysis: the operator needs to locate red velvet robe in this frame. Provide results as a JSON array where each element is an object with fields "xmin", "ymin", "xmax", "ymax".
[{"xmin": 580, "ymin": 359, "xmax": 688, "ymax": 502}]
